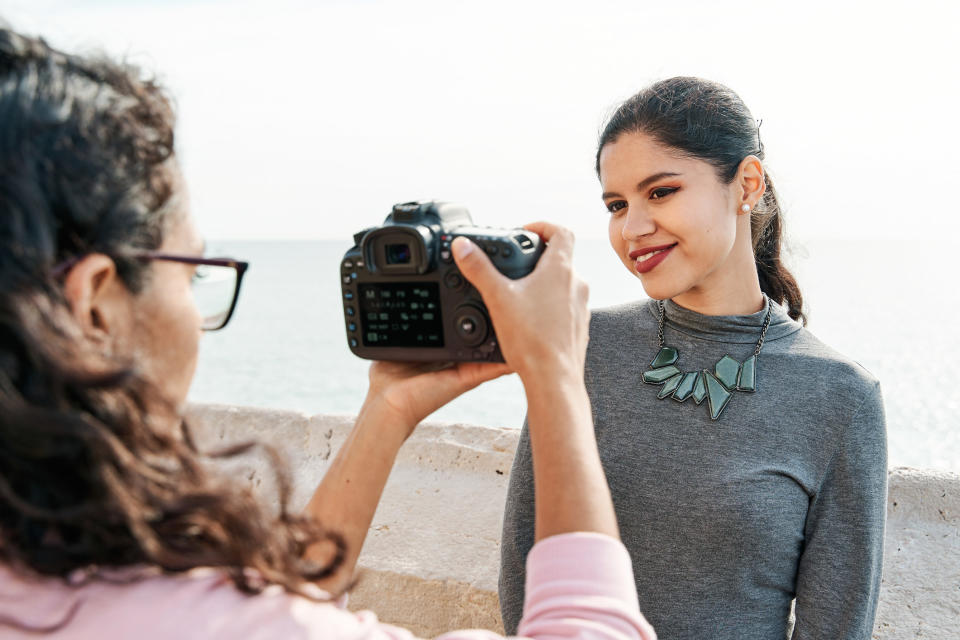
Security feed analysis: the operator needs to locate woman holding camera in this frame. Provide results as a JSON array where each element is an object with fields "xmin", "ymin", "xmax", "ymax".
[
  {"xmin": 0, "ymin": 28, "xmax": 656, "ymax": 639},
  {"xmin": 499, "ymin": 78, "xmax": 888, "ymax": 640}
]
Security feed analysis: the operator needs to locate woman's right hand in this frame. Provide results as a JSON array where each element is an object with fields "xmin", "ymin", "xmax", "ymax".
[
  {"xmin": 451, "ymin": 222, "xmax": 590, "ymax": 383},
  {"xmin": 457, "ymin": 222, "xmax": 617, "ymax": 544}
]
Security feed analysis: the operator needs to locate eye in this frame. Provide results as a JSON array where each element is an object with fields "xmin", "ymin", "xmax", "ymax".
[
  {"xmin": 605, "ymin": 200, "xmax": 627, "ymax": 215},
  {"xmin": 192, "ymin": 264, "xmax": 211, "ymax": 284},
  {"xmin": 650, "ymin": 187, "xmax": 678, "ymax": 200}
]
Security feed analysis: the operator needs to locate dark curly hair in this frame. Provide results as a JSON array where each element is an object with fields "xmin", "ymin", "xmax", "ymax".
[
  {"xmin": 597, "ymin": 77, "xmax": 805, "ymax": 323},
  {"xmin": 0, "ymin": 26, "xmax": 343, "ymax": 632}
]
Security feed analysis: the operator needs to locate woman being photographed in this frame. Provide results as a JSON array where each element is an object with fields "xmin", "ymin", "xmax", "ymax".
[
  {"xmin": 0, "ymin": 28, "xmax": 656, "ymax": 640},
  {"xmin": 500, "ymin": 77, "xmax": 887, "ymax": 640}
]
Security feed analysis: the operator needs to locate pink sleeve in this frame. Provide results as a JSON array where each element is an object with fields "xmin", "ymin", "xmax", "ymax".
[
  {"xmin": 278, "ymin": 532, "xmax": 656, "ymax": 640},
  {"xmin": 0, "ymin": 534, "xmax": 655, "ymax": 640},
  {"xmin": 431, "ymin": 532, "xmax": 656, "ymax": 640}
]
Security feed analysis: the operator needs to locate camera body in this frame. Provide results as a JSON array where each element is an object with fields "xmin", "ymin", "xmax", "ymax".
[{"xmin": 341, "ymin": 201, "xmax": 544, "ymax": 362}]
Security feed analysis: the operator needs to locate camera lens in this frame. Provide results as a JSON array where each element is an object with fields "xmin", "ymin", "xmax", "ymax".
[{"xmin": 385, "ymin": 243, "xmax": 412, "ymax": 265}]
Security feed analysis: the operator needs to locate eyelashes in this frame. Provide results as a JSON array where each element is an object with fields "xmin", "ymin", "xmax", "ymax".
[
  {"xmin": 604, "ymin": 186, "xmax": 680, "ymax": 215},
  {"xmin": 650, "ymin": 187, "xmax": 678, "ymax": 200},
  {"xmin": 606, "ymin": 200, "xmax": 627, "ymax": 214}
]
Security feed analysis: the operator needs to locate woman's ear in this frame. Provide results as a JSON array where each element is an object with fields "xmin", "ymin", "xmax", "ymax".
[
  {"xmin": 62, "ymin": 254, "xmax": 133, "ymax": 339},
  {"xmin": 737, "ymin": 155, "xmax": 766, "ymax": 214}
]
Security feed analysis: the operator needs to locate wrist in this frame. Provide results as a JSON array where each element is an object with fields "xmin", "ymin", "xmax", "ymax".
[
  {"xmin": 354, "ymin": 394, "xmax": 414, "ymax": 449},
  {"xmin": 514, "ymin": 351, "xmax": 585, "ymax": 386},
  {"xmin": 522, "ymin": 367, "xmax": 589, "ymax": 409}
]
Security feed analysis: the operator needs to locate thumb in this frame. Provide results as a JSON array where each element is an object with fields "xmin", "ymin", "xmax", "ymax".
[{"xmin": 451, "ymin": 237, "xmax": 507, "ymax": 298}]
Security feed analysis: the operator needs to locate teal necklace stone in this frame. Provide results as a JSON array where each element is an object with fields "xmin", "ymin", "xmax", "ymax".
[{"xmin": 642, "ymin": 297, "xmax": 772, "ymax": 421}]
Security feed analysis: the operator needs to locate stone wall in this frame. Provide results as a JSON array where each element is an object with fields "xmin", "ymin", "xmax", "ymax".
[{"xmin": 186, "ymin": 405, "xmax": 960, "ymax": 640}]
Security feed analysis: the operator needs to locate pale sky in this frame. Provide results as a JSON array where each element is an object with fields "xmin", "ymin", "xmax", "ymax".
[{"xmin": 3, "ymin": 0, "xmax": 958, "ymax": 242}]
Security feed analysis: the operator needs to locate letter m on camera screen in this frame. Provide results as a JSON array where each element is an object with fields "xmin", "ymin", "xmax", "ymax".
[{"xmin": 358, "ymin": 283, "xmax": 444, "ymax": 347}]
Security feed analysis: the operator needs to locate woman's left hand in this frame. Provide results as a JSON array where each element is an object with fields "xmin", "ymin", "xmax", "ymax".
[
  {"xmin": 303, "ymin": 358, "xmax": 511, "ymax": 592},
  {"xmin": 364, "ymin": 360, "xmax": 513, "ymax": 439}
]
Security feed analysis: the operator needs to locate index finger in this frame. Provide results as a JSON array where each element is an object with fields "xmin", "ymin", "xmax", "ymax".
[{"xmin": 522, "ymin": 221, "xmax": 575, "ymax": 257}]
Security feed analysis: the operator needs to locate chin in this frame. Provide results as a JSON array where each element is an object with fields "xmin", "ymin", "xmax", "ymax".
[
  {"xmin": 634, "ymin": 273, "xmax": 685, "ymax": 302},
  {"xmin": 621, "ymin": 255, "xmax": 688, "ymax": 301}
]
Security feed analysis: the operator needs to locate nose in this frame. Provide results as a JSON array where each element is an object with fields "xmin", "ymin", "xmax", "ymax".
[{"xmin": 620, "ymin": 203, "xmax": 656, "ymax": 240}]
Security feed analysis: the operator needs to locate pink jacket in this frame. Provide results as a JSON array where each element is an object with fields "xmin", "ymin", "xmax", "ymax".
[{"xmin": 0, "ymin": 532, "xmax": 656, "ymax": 640}]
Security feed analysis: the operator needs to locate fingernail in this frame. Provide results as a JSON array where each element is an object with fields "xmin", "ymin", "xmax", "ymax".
[{"xmin": 451, "ymin": 237, "xmax": 474, "ymax": 258}]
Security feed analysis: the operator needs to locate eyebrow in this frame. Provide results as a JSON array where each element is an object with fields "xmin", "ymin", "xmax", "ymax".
[{"xmin": 602, "ymin": 172, "xmax": 682, "ymax": 200}]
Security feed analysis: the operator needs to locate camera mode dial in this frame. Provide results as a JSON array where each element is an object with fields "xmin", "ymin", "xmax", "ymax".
[{"xmin": 453, "ymin": 304, "xmax": 489, "ymax": 347}]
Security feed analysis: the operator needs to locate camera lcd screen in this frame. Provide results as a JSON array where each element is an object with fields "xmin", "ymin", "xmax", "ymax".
[
  {"xmin": 358, "ymin": 282, "xmax": 444, "ymax": 347},
  {"xmin": 385, "ymin": 243, "xmax": 412, "ymax": 265}
]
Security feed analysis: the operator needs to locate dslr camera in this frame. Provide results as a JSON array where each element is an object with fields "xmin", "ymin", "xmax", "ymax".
[{"xmin": 341, "ymin": 201, "xmax": 544, "ymax": 362}]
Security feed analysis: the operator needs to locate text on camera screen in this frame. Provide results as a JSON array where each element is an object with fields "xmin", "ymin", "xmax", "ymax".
[{"xmin": 358, "ymin": 283, "xmax": 444, "ymax": 347}]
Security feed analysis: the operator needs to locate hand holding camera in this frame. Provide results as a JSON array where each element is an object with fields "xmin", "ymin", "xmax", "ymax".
[
  {"xmin": 451, "ymin": 221, "xmax": 590, "ymax": 383},
  {"xmin": 342, "ymin": 201, "xmax": 545, "ymax": 363},
  {"xmin": 342, "ymin": 202, "xmax": 589, "ymax": 433}
]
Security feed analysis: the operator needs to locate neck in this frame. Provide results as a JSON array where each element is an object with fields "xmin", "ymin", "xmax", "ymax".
[
  {"xmin": 671, "ymin": 239, "xmax": 765, "ymax": 316},
  {"xmin": 671, "ymin": 282, "xmax": 764, "ymax": 317}
]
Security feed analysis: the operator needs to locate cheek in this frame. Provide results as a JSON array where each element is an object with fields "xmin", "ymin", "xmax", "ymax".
[
  {"xmin": 608, "ymin": 217, "xmax": 632, "ymax": 269},
  {"xmin": 137, "ymin": 280, "xmax": 201, "ymax": 401},
  {"xmin": 677, "ymin": 196, "xmax": 736, "ymax": 259},
  {"xmin": 169, "ymin": 282, "xmax": 201, "ymax": 364},
  {"xmin": 608, "ymin": 216, "xmax": 628, "ymax": 254},
  {"xmin": 607, "ymin": 216, "xmax": 619, "ymax": 248}
]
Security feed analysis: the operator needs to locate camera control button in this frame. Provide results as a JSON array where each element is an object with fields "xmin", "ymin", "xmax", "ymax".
[
  {"xmin": 350, "ymin": 338, "xmax": 358, "ymax": 348},
  {"xmin": 485, "ymin": 244, "xmax": 498, "ymax": 256},
  {"xmin": 472, "ymin": 350, "xmax": 484, "ymax": 360},
  {"xmin": 515, "ymin": 234, "xmax": 535, "ymax": 250},
  {"xmin": 500, "ymin": 245, "xmax": 513, "ymax": 258},
  {"xmin": 346, "ymin": 306, "xmax": 355, "ymax": 317},
  {"xmin": 440, "ymin": 249, "xmax": 453, "ymax": 263},
  {"xmin": 344, "ymin": 291, "xmax": 354, "ymax": 300},
  {"xmin": 454, "ymin": 305, "xmax": 488, "ymax": 347},
  {"xmin": 343, "ymin": 260, "xmax": 354, "ymax": 269},
  {"xmin": 348, "ymin": 322, "xmax": 357, "ymax": 332},
  {"xmin": 443, "ymin": 270, "xmax": 465, "ymax": 289},
  {"xmin": 342, "ymin": 275, "xmax": 352, "ymax": 285}
]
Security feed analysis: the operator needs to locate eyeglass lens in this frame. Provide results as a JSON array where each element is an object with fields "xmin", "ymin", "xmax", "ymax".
[{"xmin": 192, "ymin": 264, "xmax": 238, "ymax": 330}]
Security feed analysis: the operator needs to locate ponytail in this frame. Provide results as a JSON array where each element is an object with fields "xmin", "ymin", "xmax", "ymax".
[{"xmin": 752, "ymin": 173, "xmax": 805, "ymax": 324}]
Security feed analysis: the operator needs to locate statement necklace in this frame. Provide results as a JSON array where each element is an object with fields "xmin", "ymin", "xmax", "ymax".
[{"xmin": 642, "ymin": 297, "xmax": 773, "ymax": 421}]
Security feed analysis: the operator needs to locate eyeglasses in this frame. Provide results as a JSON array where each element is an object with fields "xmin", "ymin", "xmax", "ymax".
[
  {"xmin": 52, "ymin": 251, "xmax": 249, "ymax": 331},
  {"xmin": 148, "ymin": 253, "xmax": 249, "ymax": 331}
]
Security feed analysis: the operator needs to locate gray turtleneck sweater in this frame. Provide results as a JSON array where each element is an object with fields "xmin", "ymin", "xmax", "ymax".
[{"xmin": 499, "ymin": 298, "xmax": 887, "ymax": 640}]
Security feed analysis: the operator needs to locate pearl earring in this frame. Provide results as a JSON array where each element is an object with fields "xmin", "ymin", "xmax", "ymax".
[{"xmin": 741, "ymin": 203, "xmax": 751, "ymax": 213}]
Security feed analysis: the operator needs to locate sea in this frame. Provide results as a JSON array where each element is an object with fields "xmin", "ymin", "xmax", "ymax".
[{"xmin": 188, "ymin": 237, "xmax": 960, "ymax": 472}]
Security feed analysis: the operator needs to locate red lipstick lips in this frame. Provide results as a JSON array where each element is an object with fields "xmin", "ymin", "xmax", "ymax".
[{"xmin": 629, "ymin": 243, "xmax": 676, "ymax": 274}]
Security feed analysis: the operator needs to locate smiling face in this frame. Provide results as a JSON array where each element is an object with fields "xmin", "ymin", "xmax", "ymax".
[{"xmin": 599, "ymin": 130, "xmax": 763, "ymax": 311}]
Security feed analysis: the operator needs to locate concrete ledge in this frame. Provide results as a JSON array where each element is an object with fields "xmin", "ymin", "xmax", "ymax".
[
  {"xmin": 186, "ymin": 404, "xmax": 960, "ymax": 640},
  {"xmin": 349, "ymin": 569, "xmax": 501, "ymax": 638},
  {"xmin": 875, "ymin": 468, "xmax": 959, "ymax": 638}
]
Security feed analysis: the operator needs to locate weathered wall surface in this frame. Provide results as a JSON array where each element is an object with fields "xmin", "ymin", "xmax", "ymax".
[
  {"xmin": 874, "ymin": 468, "xmax": 959, "ymax": 639},
  {"xmin": 186, "ymin": 405, "xmax": 960, "ymax": 640}
]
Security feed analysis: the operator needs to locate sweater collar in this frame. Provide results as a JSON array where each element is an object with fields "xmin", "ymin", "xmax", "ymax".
[{"xmin": 645, "ymin": 296, "xmax": 802, "ymax": 344}]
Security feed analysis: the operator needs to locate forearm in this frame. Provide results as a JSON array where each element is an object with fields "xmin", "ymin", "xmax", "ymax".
[
  {"xmin": 524, "ymin": 370, "xmax": 619, "ymax": 542},
  {"xmin": 302, "ymin": 397, "xmax": 408, "ymax": 591}
]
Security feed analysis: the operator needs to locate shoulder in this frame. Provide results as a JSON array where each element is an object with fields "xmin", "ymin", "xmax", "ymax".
[
  {"xmin": 0, "ymin": 566, "xmax": 400, "ymax": 640},
  {"xmin": 589, "ymin": 298, "xmax": 657, "ymax": 337},
  {"xmin": 584, "ymin": 299, "xmax": 658, "ymax": 377},
  {"xmin": 778, "ymin": 324, "xmax": 881, "ymax": 397},
  {"xmin": 770, "ymin": 325, "xmax": 885, "ymax": 445}
]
